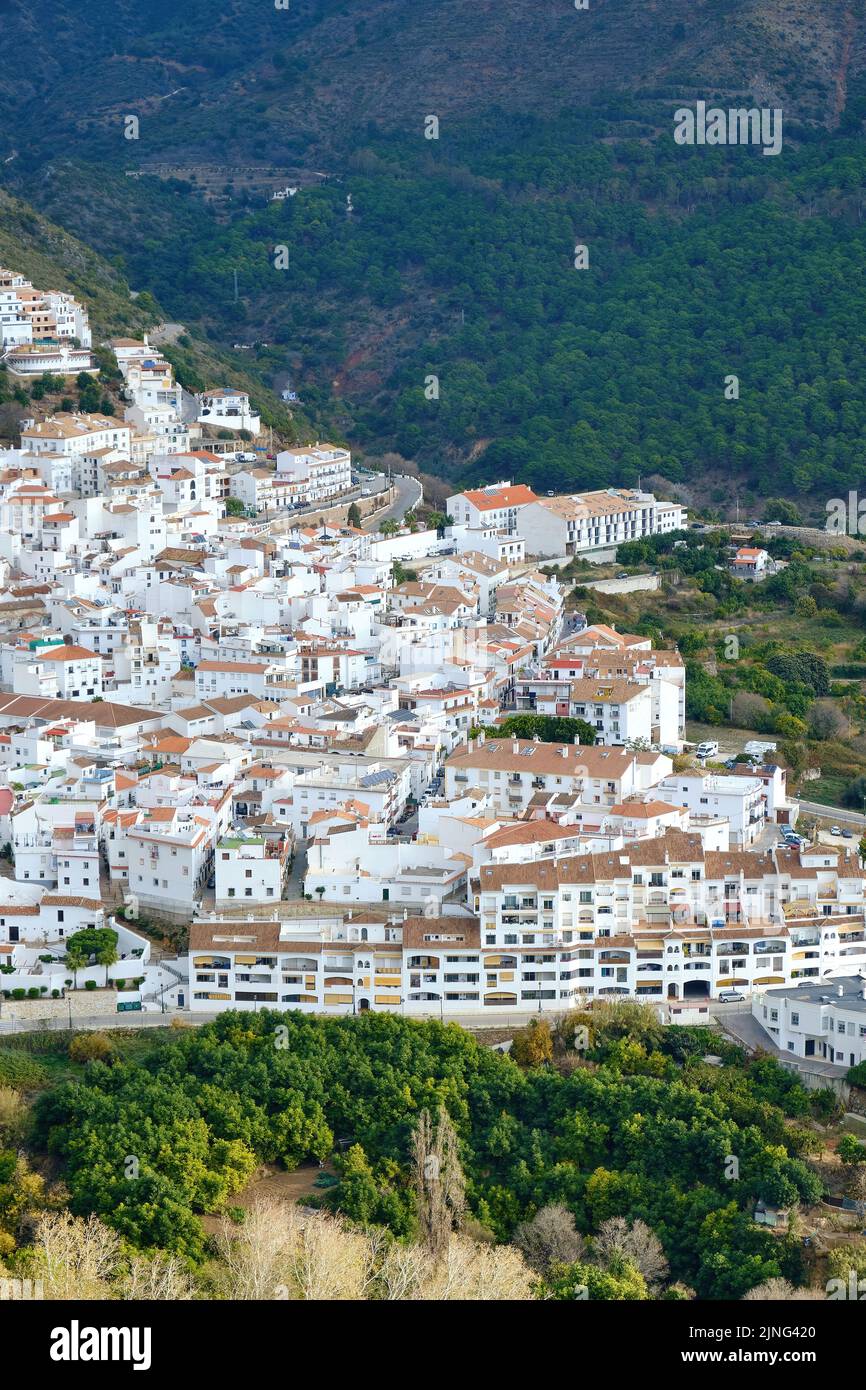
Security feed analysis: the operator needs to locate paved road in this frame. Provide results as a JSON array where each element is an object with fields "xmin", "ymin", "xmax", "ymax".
[
  {"xmin": 719, "ymin": 1008, "xmax": 849, "ymax": 1078},
  {"xmin": 365, "ymin": 474, "xmax": 423, "ymax": 531},
  {"xmin": 584, "ymin": 575, "xmax": 660, "ymax": 595},
  {"xmin": 799, "ymin": 801, "xmax": 866, "ymax": 829},
  {"xmin": 150, "ymin": 321, "xmax": 186, "ymax": 346}
]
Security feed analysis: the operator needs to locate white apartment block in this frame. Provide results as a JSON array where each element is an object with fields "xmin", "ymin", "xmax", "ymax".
[
  {"xmin": 0, "ymin": 266, "xmax": 91, "ymax": 351},
  {"xmin": 276, "ymin": 443, "xmax": 352, "ymax": 502},
  {"xmin": 187, "ymin": 833, "xmax": 866, "ymax": 1017},
  {"xmin": 656, "ymin": 771, "xmax": 768, "ymax": 846},
  {"xmin": 444, "ymin": 736, "xmax": 672, "ymax": 816},
  {"xmin": 518, "ymin": 488, "xmax": 688, "ymax": 560},
  {"xmin": 753, "ymin": 977, "xmax": 866, "ymax": 1068}
]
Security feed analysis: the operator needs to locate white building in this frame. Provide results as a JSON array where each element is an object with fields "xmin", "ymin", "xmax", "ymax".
[
  {"xmin": 518, "ymin": 489, "xmax": 687, "ymax": 560},
  {"xmin": 753, "ymin": 976, "xmax": 866, "ymax": 1068},
  {"xmin": 276, "ymin": 444, "xmax": 352, "ymax": 502},
  {"xmin": 214, "ymin": 832, "xmax": 290, "ymax": 906},
  {"xmin": 656, "ymin": 770, "xmax": 767, "ymax": 846},
  {"xmin": 197, "ymin": 389, "xmax": 261, "ymax": 436},
  {"xmin": 446, "ymin": 482, "xmax": 538, "ymax": 534}
]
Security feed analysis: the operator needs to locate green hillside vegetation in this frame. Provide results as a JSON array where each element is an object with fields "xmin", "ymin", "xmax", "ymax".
[
  {"xmin": 571, "ymin": 527, "xmax": 866, "ymax": 803},
  {"xmin": 16, "ymin": 116, "xmax": 866, "ymax": 501},
  {"xmin": 0, "ymin": 187, "xmax": 300, "ymax": 439},
  {"xmin": 18, "ymin": 1007, "xmax": 836, "ymax": 1299}
]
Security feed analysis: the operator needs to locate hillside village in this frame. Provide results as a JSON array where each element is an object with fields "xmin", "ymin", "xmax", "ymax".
[{"xmin": 0, "ymin": 270, "xmax": 861, "ymax": 1077}]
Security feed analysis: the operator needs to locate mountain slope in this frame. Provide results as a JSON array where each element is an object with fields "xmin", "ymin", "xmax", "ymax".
[
  {"xmin": 0, "ymin": 187, "xmax": 300, "ymax": 437},
  {"xmin": 2, "ymin": 1, "xmax": 866, "ymax": 505},
  {"xmin": 0, "ymin": 0, "xmax": 864, "ymax": 168}
]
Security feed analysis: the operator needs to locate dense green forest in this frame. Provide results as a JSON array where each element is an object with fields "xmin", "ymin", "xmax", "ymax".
[
  {"xmin": 27, "ymin": 1008, "xmax": 834, "ymax": 1298},
  {"xmin": 18, "ymin": 114, "xmax": 866, "ymax": 503},
  {"xmin": 3, "ymin": 2, "xmax": 866, "ymax": 500}
]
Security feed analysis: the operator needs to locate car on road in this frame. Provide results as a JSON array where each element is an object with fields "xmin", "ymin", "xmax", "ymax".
[
  {"xmin": 718, "ymin": 989, "xmax": 746, "ymax": 1004},
  {"xmin": 616, "ymin": 572, "xmax": 630, "ymax": 580},
  {"xmin": 831, "ymin": 825, "xmax": 842, "ymax": 836}
]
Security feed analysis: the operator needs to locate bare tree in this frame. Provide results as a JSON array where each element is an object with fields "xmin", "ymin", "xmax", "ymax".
[
  {"xmin": 216, "ymin": 1200, "xmax": 376, "ymax": 1301},
  {"xmin": 743, "ymin": 1277, "xmax": 823, "ymax": 1301},
  {"xmin": 513, "ymin": 1203, "xmax": 585, "ymax": 1274},
  {"xmin": 412, "ymin": 1106, "xmax": 466, "ymax": 1259},
  {"xmin": 29, "ymin": 1211, "xmax": 119, "ymax": 1300},
  {"xmin": 121, "ymin": 1253, "xmax": 195, "ymax": 1301},
  {"xmin": 374, "ymin": 1240, "xmax": 431, "ymax": 1301},
  {"xmin": 288, "ymin": 1207, "xmax": 375, "ymax": 1301},
  {"xmin": 417, "ymin": 1236, "xmax": 534, "ymax": 1301},
  {"xmin": 214, "ymin": 1199, "xmax": 296, "ymax": 1300},
  {"xmin": 594, "ymin": 1217, "xmax": 669, "ymax": 1292}
]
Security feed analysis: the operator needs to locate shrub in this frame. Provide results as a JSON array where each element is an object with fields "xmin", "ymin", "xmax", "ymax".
[
  {"xmin": 84, "ymin": 980, "xmax": 97, "ymax": 992},
  {"xmin": 0, "ymin": 1047, "xmax": 50, "ymax": 1090},
  {"xmin": 68, "ymin": 1033, "xmax": 113, "ymax": 1064},
  {"xmin": 847, "ymin": 1060, "xmax": 866, "ymax": 1087}
]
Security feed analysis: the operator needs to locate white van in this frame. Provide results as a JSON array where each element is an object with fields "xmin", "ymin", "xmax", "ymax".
[{"xmin": 696, "ymin": 740, "xmax": 719, "ymax": 759}]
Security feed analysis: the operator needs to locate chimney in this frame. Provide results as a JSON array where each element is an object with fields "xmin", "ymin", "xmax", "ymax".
[
  {"xmin": 573, "ymin": 734, "xmax": 581, "ymax": 746},
  {"xmin": 838, "ymin": 984, "xmax": 844, "ymax": 997},
  {"xmin": 468, "ymin": 738, "xmax": 475, "ymax": 754},
  {"xmin": 478, "ymin": 731, "xmax": 486, "ymax": 746},
  {"xmin": 512, "ymin": 739, "xmax": 519, "ymax": 754},
  {"xmin": 561, "ymin": 745, "xmax": 568, "ymax": 759}
]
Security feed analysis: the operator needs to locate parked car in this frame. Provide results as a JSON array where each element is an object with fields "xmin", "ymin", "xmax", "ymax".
[
  {"xmin": 616, "ymin": 572, "xmax": 630, "ymax": 580},
  {"xmin": 831, "ymin": 825, "xmax": 842, "ymax": 836},
  {"xmin": 842, "ymin": 829, "xmax": 854, "ymax": 839},
  {"xmin": 696, "ymin": 740, "xmax": 719, "ymax": 759},
  {"xmin": 718, "ymin": 989, "xmax": 746, "ymax": 1004}
]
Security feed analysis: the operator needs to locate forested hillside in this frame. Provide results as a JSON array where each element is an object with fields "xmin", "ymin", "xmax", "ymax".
[
  {"xmin": 20, "ymin": 1008, "xmax": 833, "ymax": 1299},
  {"xmin": 2, "ymin": 1, "xmax": 866, "ymax": 501}
]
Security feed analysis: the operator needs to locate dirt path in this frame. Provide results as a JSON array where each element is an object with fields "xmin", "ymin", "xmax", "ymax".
[{"xmin": 200, "ymin": 1161, "xmax": 336, "ymax": 1235}]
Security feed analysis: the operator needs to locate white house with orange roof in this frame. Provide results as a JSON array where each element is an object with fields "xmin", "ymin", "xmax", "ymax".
[
  {"xmin": 447, "ymin": 481, "xmax": 538, "ymax": 533},
  {"xmin": 730, "ymin": 546, "xmax": 771, "ymax": 580},
  {"xmin": 122, "ymin": 804, "xmax": 219, "ymax": 917},
  {"xmin": 11, "ymin": 641, "xmax": 103, "ymax": 701}
]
